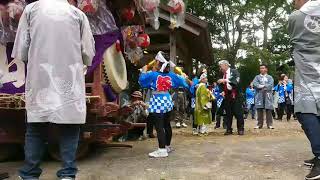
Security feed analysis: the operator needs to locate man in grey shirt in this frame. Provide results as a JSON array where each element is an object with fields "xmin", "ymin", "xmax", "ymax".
[
  {"xmin": 12, "ymin": 0, "xmax": 95, "ymax": 179},
  {"xmin": 288, "ymin": 0, "xmax": 320, "ymax": 179}
]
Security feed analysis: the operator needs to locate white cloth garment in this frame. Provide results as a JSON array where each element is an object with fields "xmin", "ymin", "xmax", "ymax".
[
  {"xmin": 300, "ymin": 0, "xmax": 320, "ymax": 16},
  {"xmin": 12, "ymin": 0, "xmax": 95, "ymax": 124},
  {"xmin": 224, "ymin": 68, "xmax": 232, "ymax": 90}
]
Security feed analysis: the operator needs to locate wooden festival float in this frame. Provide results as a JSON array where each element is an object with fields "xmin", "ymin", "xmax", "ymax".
[{"xmin": 0, "ymin": 0, "xmax": 213, "ymax": 161}]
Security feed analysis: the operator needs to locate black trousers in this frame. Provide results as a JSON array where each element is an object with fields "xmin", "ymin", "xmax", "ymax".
[
  {"xmin": 224, "ymin": 98, "xmax": 244, "ymax": 132},
  {"xmin": 211, "ymin": 100, "xmax": 217, "ymax": 122},
  {"xmin": 191, "ymin": 109, "xmax": 197, "ymax": 129},
  {"xmin": 215, "ymin": 115, "xmax": 227, "ymax": 128},
  {"xmin": 146, "ymin": 116, "xmax": 154, "ymax": 135},
  {"xmin": 278, "ymin": 103, "xmax": 293, "ymax": 121},
  {"xmin": 149, "ymin": 112, "xmax": 172, "ymax": 148}
]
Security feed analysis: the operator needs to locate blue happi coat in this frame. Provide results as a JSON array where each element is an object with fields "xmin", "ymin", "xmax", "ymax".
[
  {"xmin": 274, "ymin": 83, "xmax": 293, "ymax": 103},
  {"xmin": 246, "ymin": 87, "xmax": 255, "ymax": 105},
  {"xmin": 213, "ymin": 86, "xmax": 224, "ymax": 108},
  {"xmin": 139, "ymin": 71, "xmax": 188, "ymax": 114}
]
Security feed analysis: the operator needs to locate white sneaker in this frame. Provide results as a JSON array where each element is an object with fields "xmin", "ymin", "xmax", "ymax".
[
  {"xmin": 254, "ymin": 126, "xmax": 261, "ymax": 129},
  {"xmin": 148, "ymin": 148, "xmax": 168, "ymax": 158},
  {"xmin": 192, "ymin": 128, "xmax": 199, "ymax": 135},
  {"xmin": 268, "ymin": 126, "xmax": 274, "ymax": 129},
  {"xmin": 176, "ymin": 122, "xmax": 181, "ymax": 128},
  {"xmin": 166, "ymin": 146, "xmax": 174, "ymax": 153},
  {"xmin": 200, "ymin": 125, "xmax": 207, "ymax": 134},
  {"xmin": 181, "ymin": 123, "xmax": 188, "ymax": 128}
]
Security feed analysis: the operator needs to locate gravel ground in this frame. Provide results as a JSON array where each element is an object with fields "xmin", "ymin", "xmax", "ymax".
[{"xmin": 0, "ymin": 119, "xmax": 313, "ymax": 180}]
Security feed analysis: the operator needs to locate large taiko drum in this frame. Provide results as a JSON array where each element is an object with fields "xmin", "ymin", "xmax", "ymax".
[{"xmin": 102, "ymin": 42, "xmax": 128, "ymax": 94}]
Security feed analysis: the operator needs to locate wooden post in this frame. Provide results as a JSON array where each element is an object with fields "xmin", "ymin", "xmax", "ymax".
[{"xmin": 170, "ymin": 30, "xmax": 177, "ymax": 65}]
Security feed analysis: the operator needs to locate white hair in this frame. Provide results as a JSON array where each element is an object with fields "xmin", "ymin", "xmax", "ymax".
[{"xmin": 218, "ymin": 60, "xmax": 230, "ymax": 66}]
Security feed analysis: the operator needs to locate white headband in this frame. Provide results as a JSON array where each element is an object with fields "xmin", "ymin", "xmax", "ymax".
[{"xmin": 155, "ymin": 51, "xmax": 176, "ymax": 72}]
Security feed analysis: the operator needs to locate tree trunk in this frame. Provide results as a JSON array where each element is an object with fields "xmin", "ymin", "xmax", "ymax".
[{"xmin": 262, "ymin": 0, "xmax": 270, "ymax": 48}]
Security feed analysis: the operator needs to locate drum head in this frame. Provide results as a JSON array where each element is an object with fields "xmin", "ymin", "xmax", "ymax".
[{"xmin": 102, "ymin": 43, "xmax": 128, "ymax": 93}]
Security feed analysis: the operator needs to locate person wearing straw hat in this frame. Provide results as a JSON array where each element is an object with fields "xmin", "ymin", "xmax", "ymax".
[
  {"xmin": 139, "ymin": 51, "xmax": 189, "ymax": 158},
  {"xmin": 217, "ymin": 60, "xmax": 244, "ymax": 136},
  {"xmin": 125, "ymin": 91, "xmax": 149, "ymax": 141}
]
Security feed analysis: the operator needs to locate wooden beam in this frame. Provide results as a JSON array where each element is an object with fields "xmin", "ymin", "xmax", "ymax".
[
  {"xmin": 170, "ymin": 30, "xmax": 177, "ymax": 65},
  {"xmin": 146, "ymin": 43, "xmax": 170, "ymax": 52},
  {"xmin": 145, "ymin": 27, "xmax": 170, "ymax": 36},
  {"xmin": 158, "ymin": 12, "xmax": 201, "ymax": 36}
]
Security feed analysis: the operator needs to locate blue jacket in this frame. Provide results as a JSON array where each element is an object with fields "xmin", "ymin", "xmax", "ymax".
[
  {"xmin": 189, "ymin": 77, "xmax": 199, "ymax": 97},
  {"xmin": 274, "ymin": 83, "xmax": 293, "ymax": 103},
  {"xmin": 213, "ymin": 86, "xmax": 224, "ymax": 107},
  {"xmin": 246, "ymin": 87, "xmax": 255, "ymax": 105},
  {"xmin": 139, "ymin": 71, "xmax": 188, "ymax": 113},
  {"xmin": 246, "ymin": 87, "xmax": 255, "ymax": 99}
]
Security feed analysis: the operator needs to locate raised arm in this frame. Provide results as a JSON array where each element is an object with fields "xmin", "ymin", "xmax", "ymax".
[
  {"xmin": 139, "ymin": 72, "xmax": 155, "ymax": 88},
  {"xmin": 171, "ymin": 72, "xmax": 189, "ymax": 89}
]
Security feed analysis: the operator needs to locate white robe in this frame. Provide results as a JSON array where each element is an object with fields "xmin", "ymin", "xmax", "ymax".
[
  {"xmin": 288, "ymin": 0, "xmax": 320, "ymax": 115},
  {"xmin": 12, "ymin": 0, "xmax": 95, "ymax": 124}
]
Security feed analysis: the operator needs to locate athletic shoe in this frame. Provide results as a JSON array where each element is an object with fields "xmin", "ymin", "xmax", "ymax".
[
  {"xmin": 200, "ymin": 125, "xmax": 207, "ymax": 134},
  {"xmin": 166, "ymin": 146, "xmax": 174, "ymax": 153},
  {"xmin": 176, "ymin": 122, "xmax": 181, "ymax": 128},
  {"xmin": 60, "ymin": 178, "xmax": 75, "ymax": 180},
  {"xmin": 306, "ymin": 158, "xmax": 320, "ymax": 180},
  {"xmin": 148, "ymin": 134, "xmax": 156, "ymax": 138},
  {"xmin": 305, "ymin": 157, "xmax": 317, "ymax": 167},
  {"xmin": 192, "ymin": 128, "xmax": 199, "ymax": 135},
  {"xmin": 224, "ymin": 131, "xmax": 233, "ymax": 136},
  {"xmin": 268, "ymin": 126, "xmax": 274, "ymax": 129},
  {"xmin": 181, "ymin": 123, "xmax": 188, "ymax": 128},
  {"xmin": 18, "ymin": 176, "xmax": 39, "ymax": 180},
  {"xmin": 254, "ymin": 126, "xmax": 262, "ymax": 129},
  {"xmin": 148, "ymin": 149, "xmax": 168, "ymax": 158}
]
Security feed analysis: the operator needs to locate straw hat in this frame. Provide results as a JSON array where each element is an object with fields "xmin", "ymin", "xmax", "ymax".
[{"xmin": 131, "ymin": 91, "xmax": 143, "ymax": 98}]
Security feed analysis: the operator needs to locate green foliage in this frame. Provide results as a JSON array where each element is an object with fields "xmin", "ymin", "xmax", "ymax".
[{"xmin": 186, "ymin": 0, "xmax": 294, "ymax": 88}]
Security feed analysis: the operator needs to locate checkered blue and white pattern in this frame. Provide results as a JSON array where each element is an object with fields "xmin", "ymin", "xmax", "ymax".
[
  {"xmin": 246, "ymin": 98, "xmax": 254, "ymax": 105},
  {"xmin": 217, "ymin": 98, "xmax": 224, "ymax": 108},
  {"xmin": 148, "ymin": 94, "xmax": 174, "ymax": 114},
  {"xmin": 191, "ymin": 98, "xmax": 196, "ymax": 109},
  {"xmin": 278, "ymin": 96, "xmax": 285, "ymax": 103}
]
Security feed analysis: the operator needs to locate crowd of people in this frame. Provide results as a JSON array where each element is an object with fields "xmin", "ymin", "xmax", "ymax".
[{"xmin": 138, "ymin": 62, "xmax": 295, "ymax": 139}]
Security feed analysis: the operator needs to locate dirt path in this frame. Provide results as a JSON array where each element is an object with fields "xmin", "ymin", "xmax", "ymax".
[{"xmin": 0, "ymin": 120, "xmax": 312, "ymax": 180}]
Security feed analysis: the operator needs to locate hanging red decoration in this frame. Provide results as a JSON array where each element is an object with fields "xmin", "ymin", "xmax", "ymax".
[
  {"xmin": 122, "ymin": 8, "xmax": 135, "ymax": 21},
  {"xmin": 143, "ymin": 0, "xmax": 160, "ymax": 12},
  {"xmin": 137, "ymin": 34, "xmax": 150, "ymax": 48},
  {"xmin": 78, "ymin": 0, "xmax": 98, "ymax": 14},
  {"xmin": 169, "ymin": 0, "xmax": 183, "ymax": 14}
]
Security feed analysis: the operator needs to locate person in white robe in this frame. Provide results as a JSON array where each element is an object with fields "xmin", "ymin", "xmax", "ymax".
[
  {"xmin": 288, "ymin": 0, "xmax": 320, "ymax": 179},
  {"xmin": 11, "ymin": 0, "xmax": 95, "ymax": 179}
]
